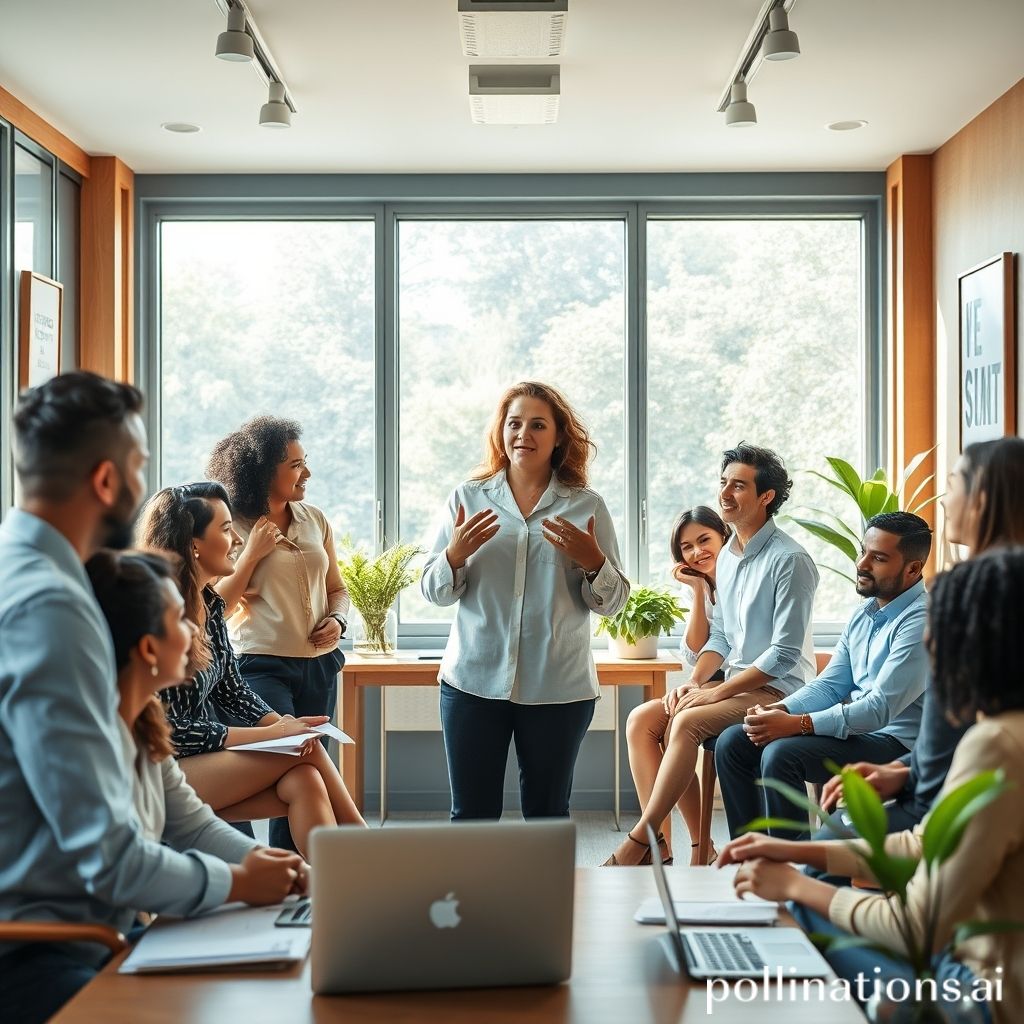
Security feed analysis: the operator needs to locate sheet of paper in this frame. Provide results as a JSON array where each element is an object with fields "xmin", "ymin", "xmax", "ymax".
[
  {"xmin": 231, "ymin": 722, "xmax": 354, "ymax": 755},
  {"xmin": 119, "ymin": 903, "xmax": 311, "ymax": 973},
  {"xmin": 633, "ymin": 898, "xmax": 779, "ymax": 926}
]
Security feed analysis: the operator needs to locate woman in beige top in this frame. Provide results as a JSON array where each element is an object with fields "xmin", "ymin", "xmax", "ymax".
[
  {"xmin": 718, "ymin": 548, "xmax": 1024, "ymax": 1022},
  {"xmin": 208, "ymin": 416, "xmax": 353, "ymax": 851}
]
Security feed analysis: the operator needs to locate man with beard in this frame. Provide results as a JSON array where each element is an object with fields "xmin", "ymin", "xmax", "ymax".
[
  {"xmin": 0, "ymin": 372, "xmax": 302, "ymax": 1023},
  {"xmin": 715, "ymin": 512, "xmax": 932, "ymax": 840}
]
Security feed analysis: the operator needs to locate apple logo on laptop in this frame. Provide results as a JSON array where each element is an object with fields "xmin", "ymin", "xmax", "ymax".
[{"xmin": 429, "ymin": 892, "xmax": 461, "ymax": 929}]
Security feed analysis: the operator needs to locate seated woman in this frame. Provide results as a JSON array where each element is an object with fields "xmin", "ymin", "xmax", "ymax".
[
  {"xmin": 85, "ymin": 549, "xmax": 307, "ymax": 907},
  {"xmin": 604, "ymin": 506, "xmax": 729, "ymax": 867},
  {"xmin": 720, "ymin": 547, "xmax": 1024, "ymax": 1022},
  {"xmin": 137, "ymin": 483, "xmax": 365, "ymax": 857}
]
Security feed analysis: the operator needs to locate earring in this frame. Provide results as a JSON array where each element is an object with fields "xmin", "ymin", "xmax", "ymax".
[
  {"xmin": 150, "ymin": 663, "xmax": 159, "ymax": 677},
  {"xmin": 193, "ymin": 548, "xmax": 200, "ymax": 559}
]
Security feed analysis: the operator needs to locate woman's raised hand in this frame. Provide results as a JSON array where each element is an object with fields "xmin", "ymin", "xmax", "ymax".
[
  {"xmin": 672, "ymin": 563, "xmax": 710, "ymax": 595},
  {"xmin": 541, "ymin": 515, "xmax": 604, "ymax": 573},
  {"xmin": 446, "ymin": 505, "xmax": 500, "ymax": 570},
  {"xmin": 244, "ymin": 516, "xmax": 282, "ymax": 562}
]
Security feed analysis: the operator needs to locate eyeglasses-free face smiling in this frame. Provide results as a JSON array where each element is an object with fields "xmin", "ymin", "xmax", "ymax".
[
  {"xmin": 503, "ymin": 396, "xmax": 560, "ymax": 471},
  {"xmin": 272, "ymin": 440, "xmax": 311, "ymax": 504},
  {"xmin": 676, "ymin": 521, "xmax": 725, "ymax": 575},
  {"xmin": 718, "ymin": 462, "xmax": 772, "ymax": 529},
  {"xmin": 192, "ymin": 498, "xmax": 242, "ymax": 580}
]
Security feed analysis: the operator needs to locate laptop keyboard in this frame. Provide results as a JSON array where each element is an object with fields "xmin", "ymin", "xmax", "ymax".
[{"xmin": 688, "ymin": 932, "xmax": 765, "ymax": 972}]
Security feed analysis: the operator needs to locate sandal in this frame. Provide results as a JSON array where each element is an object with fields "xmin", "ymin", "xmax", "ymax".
[
  {"xmin": 690, "ymin": 841, "xmax": 718, "ymax": 866},
  {"xmin": 602, "ymin": 830, "xmax": 673, "ymax": 867}
]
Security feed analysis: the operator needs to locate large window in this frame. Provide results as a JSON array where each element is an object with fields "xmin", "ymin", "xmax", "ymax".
[
  {"xmin": 152, "ymin": 194, "xmax": 878, "ymax": 637},
  {"xmin": 397, "ymin": 219, "xmax": 626, "ymax": 625},
  {"xmin": 646, "ymin": 219, "xmax": 864, "ymax": 622},
  {"xmin": 160, "ymin": 221, "xmax": 376, "ymax": 549}
]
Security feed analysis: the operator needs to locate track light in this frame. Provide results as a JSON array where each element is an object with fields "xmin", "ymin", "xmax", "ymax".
[
  {"xmin": 259, "ymin": 81, "xmax": 291, "ymax": 128},
  {"xmin": 215, "ymin": 6, "xmax": 254, "ymax": 62},
  {"xmin": 725, "ymin": 81, "xmax": 757, "ymax": 127},
  {"xmin": 763, "ymin": 6, "xmax": 800, "ymax": 61}
]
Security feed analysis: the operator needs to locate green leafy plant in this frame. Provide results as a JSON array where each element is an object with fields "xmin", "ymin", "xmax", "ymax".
[
  {"xmin": 593, "ymin": 585, "xmax": 687, "ymax": 645},
  {"xmin": 787, "ymin": 447, "xmax": 940, "ymax": 584},
  {"xmin": 337, "ymin": 541, "xmax": 422, "ymax": 653},
  {"xmin": 747, "ymin": 765, "xmax": 1021, "ymax": 1006}
]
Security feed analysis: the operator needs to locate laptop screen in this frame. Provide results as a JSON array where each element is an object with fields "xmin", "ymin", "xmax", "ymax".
[{"xmin": 645, "ymin": 823, "xmax": 688, "ymax": 966}]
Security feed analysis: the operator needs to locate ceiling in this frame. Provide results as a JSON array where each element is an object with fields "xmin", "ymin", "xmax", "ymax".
[{"xmin": 1, "ymin": 0, "xmax": 1023, "ymax": 175}]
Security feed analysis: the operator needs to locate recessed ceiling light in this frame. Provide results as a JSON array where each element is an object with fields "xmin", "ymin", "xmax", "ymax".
[
  {"xmin": 161, "ymin": 122, "xmax": 202, "ymax": 134},
  {"xmin": 826, "ymin": 120, "xmax": 868, "ymax": 132}
]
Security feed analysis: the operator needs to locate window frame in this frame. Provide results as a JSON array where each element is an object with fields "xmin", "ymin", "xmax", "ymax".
[{"xmin": 137, "ymin": 175, "xmax": 884, "ymax": 644}]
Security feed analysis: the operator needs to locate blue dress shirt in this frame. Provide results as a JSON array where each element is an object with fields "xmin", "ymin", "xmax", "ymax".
[
  {"xmin": 0, "ymin": 510, "xmax": 231, "ymax": 963},
  {"xmin": 421, "ymin": 470, "xmax": 629, "ymax": 704},
  {"xmin": 698, "ymin": 518, "xmax": 819, "ymax": 697},
  {"xmin": 784, "ymin": 579, "xmax": 927, "ymax": 746}
]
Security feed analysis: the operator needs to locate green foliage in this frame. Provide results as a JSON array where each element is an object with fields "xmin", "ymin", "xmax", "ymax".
[
  {"xmin": 787, "ymin": 448, "xmax": 939, "ymax": 582},
  {"xmin": 593, "ymin": 586, "xmax": 687, "ymax": 645},
  {"xmin": 337, "ymin": 541, "xmax": 422, "ymax": 623},
  {"xmin": 748, "ymin": 763, "xmax": 1019, "ymax": 979}
]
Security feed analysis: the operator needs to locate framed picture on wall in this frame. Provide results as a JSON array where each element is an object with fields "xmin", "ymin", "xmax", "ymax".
[
  {"xmin": 959, "ymin": 252, "xmax": 1016, "ymax": 449},
  {"xmin": 18, "ymin": 270, "xmax": 64, "ymax": 390}
]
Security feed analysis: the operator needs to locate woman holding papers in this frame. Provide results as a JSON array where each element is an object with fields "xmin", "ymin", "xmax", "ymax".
[
  {"xmin": 138, "ymin": 483, "xmax": 365, "ymax": 855},
  {"xmin": 85, "ymin": 548, "xmax": 308, "ymax": 905},
  {"xmin": 421, "ymin": 381, "xmax": 629, "ymax": 820}
]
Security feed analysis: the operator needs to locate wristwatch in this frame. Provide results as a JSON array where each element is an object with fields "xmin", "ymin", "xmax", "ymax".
[{"xmin": 329, "ymin": 613, "xmax": 347, "ymax": 637}]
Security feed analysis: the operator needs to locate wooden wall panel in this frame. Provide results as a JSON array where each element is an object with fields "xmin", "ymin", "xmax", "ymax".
[
  {"xmin": 0, "ymin": 85, "xmax": 90, "ymax": 178},
  {"xmin": 80, "ymin": 157, "xmax": 135, "ymax": 381}
]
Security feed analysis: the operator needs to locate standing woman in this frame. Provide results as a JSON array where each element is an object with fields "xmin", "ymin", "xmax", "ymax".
[
  {"xmin": 617, "ymin": 506, "xmax": 730, "ymax": 866},
  {"xmin": 205, "ymin": 416, "xmax": 354, "ymax": 850},
  {"xmin": 421, "ymin": 381, "xmax": 629, "ymax": 820}
]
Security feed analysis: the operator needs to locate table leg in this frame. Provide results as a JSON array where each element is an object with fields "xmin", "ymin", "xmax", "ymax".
[
  {"xmin": 341, "ymin": 672, "xmax": 364, "ymax": 810},
  {"xmin": 613, "ymin": 685, "xmax": 621, "ymax": 831},
  {"xmin": 379, "ymin": 685, "xmax": 387, "ymax": 826}
]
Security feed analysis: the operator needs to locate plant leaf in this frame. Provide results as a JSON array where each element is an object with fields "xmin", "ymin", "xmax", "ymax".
[
  {"xmin": 897, "ymin": 446, "xmax": 938, "ymax": 497},
  {"xmin": 790, "ymin": 506, "xmax": 861, "ymax": 544},
  {"xmin": 863, "ymin": 851, "xmax": 920, "ymax": 898},
  {"xmin": 910, "ymin": 494, "xmax": 943, "ymax": 514},
  {"xmin": 824, "ymin": 458, "xmax": 863, "ymax": 501},
  {"xmin": 858, "ymin": 479, "xmax": 892, "ymax": 520},
  {"xmin": 789, "ymin": 518, "xmax": 859, "ymax": 563},
  {"xmin": 922, "ymin": 770, "xmax": 1012, "ymax": 867},
  {"xmin": 802, "ymin": 469, "xmax": 863, "ymax": 504},
  {"xmin": 739, "ymin": 817, "xmax": 819, "ymax": 835},
  {"xmin": 756, "ymin": 777, "xmax": 828, "ymax": 822},
  {"xmin": 905, "ymin": 473, "xmax": 936, "ymax": 510},
  {"xmin": 820, "ymin": 563, "xmax": 857, "ymax": 585},
  {"xmin": 841, "ymin": 766, "xmax": 889, "ymax": 852}
]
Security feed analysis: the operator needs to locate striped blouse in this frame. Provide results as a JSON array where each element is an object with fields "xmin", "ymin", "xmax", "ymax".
[{"xmin": 161, "ymin": 587, "xmax": 273, "ymax": 757}]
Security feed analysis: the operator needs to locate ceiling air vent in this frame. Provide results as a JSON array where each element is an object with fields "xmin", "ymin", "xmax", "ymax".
[
  {"xmin": 468, "ymin": 64, "xmax": 560, "ymax": 125},
  {"xmin": 458, "ymin": 1, "xmax": 568, "ymax": 58}
]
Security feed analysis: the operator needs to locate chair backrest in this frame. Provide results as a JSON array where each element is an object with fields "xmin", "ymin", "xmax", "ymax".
[{"xmin": 814, "ymin": 651, "xmax": 832, "ymax": 675}]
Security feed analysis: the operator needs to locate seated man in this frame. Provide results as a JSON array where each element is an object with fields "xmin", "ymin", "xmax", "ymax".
[{"xmin": 715, "ymin": 512, "xmax": 932, "ymax": 840}]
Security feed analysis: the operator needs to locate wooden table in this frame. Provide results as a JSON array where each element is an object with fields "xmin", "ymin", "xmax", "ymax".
[
  {"xmin": 54, "ymin": 867, "xmax": 865, "ymax": 1024},
  {"xmin": 341, "ymin": 651, "xmax": 684, "ymax": 826}
]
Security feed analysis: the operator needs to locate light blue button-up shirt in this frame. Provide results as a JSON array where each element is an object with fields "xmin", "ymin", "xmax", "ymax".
[
  {"xmin": 783, "ymin": 579, "xmax": 927, "ymax": 746},
  {"xmin": 0, "ymin": 510, "xmax": 232, "ymax": 963},
  {"xmin": 698, "ymin": 518, "xmax": 818, "ymax": 698},
  {"xmin": 421, "ymin": 470, "xmax": 629, "ymax": 704}
]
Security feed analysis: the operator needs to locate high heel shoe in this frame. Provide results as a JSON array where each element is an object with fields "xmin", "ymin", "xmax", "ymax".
[
  {"xmin": 602, "ymin": 831, "xmax": 673, "ymax": 867},
  {"xmin": 690, "ymin": 841, "xmax": 718, "ymax": 866}
]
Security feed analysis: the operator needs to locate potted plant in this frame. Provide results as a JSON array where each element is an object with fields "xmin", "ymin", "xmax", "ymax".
[
  {"xmin": 751, "ymin": 765, "xmax": 1020, "ymax": 1023},
  {"xmin": 337, "ymin": 542, "xmax": 421, "ymax": 657},
  {"xmin": 594, "ymin": 585, "xmax": 687, "ymax": 659},
  {"xmin": 787, "ymin": 448, "xmax": 939, "ymax": 584}
]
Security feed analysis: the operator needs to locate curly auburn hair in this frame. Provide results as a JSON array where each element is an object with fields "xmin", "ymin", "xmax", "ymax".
[
  {"xmin": 929, "ymin": 546, "xmax": 1024, "ymax": 724},
  {"xmin": 85, "ymin": 549, "xmax": 178, "ymax": 763},
  {"xmin": 136, "ymin": 482, "xmax": 232, "ymax": 675},
  {"xmin": 470, "ymin": 381, "xmax": 596, "ymax": 489},
  {"xmin": 206, "ymin": 416, "xmax": 302, "ymax": 519}
]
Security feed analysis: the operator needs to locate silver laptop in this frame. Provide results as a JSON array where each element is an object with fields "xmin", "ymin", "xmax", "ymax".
[
  {"xmin": 309, "ymin": 820, "xmax": 575, "ymax": 994},
  {"xmin": 646, "ymin": 824, "xmax": 830, "ymax": 980}
]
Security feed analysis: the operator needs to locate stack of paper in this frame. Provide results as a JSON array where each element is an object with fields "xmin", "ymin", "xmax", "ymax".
[
  {"xmin": 633, "ymin": 898, "xmax": 780, "ymax": 926},
  {"xmin": 120, "ymin": 903, "xmax": 311, "ymax": 974},
  {"xmin": 231, "ymin": 722, "xmax": 353, "ymax": 755}
]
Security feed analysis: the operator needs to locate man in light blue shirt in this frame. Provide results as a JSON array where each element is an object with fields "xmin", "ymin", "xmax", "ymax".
[
  {"xmin": 716, "ymin": 511, "xmax": 932, "ymax": 840},
  {"xmin": 0, "ymin": 372, "xmax": 302, "ymax": 1023}
]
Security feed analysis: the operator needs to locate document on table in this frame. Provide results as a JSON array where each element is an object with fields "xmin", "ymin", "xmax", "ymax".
[
  {"xmin": 119, "ymin": 903, "xmax": 311, "ymax": 973},
  {"xmin": 231, "ymin": 722, "xmax": 354, "ymax": 755},
  {"xmin": 634, "ymin": 898, "xmax": 779, "ymax": 926}
]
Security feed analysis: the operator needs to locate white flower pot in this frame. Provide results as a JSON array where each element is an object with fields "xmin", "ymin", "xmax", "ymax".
[{"xmin": 608, "ymin": 635, "xmax": 659, "ymax": 660}]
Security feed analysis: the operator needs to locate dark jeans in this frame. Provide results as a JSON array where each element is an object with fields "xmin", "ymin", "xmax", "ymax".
[
  {"xmin": 439, "ymin": 681, "xmax": 596, "ymax": 820},
  {"xmin": 0, "ymin": 944, "xmax": 101, "ymax": 1024},
  {"xmin": 715, "ymin": 724, "xmax": 909, "ymax": 840},
  {"xmin": 789, "ymin": 903, "xmax": 991, "ymax": 1020},
  {"xmin": 237, "ymin": 647, "xmax": 344, "ymax": 851}
]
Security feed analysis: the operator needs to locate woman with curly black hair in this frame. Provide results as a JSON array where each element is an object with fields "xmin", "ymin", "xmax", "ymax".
[{"xmin": 207, "ymin": 416, "xmax": 353, "ymax": 851}]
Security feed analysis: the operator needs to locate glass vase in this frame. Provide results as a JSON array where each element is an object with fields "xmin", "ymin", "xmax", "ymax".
[{"xmin": 352, "ymin": 607, "xmax": 398, "ymax": 657}]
